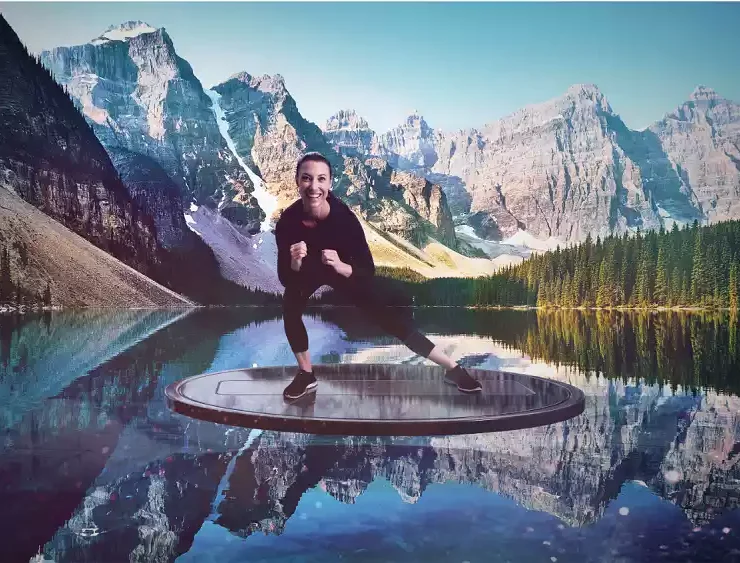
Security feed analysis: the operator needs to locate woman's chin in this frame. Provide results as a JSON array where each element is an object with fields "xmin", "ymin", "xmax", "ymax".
[{"xmin": 304, "ymin": 197, "xmax": 325, "ymax": 209}]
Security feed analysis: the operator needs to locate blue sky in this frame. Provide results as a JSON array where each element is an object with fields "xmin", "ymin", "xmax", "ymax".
[{"xmin": 1, "ymin": 2, "xmax": 738, "ymax": 133}]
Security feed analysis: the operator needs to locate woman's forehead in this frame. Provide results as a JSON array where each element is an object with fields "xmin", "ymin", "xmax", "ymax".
[{"xmin": 298, "ymin": 162, "xmax": 331, "ymax": 176}]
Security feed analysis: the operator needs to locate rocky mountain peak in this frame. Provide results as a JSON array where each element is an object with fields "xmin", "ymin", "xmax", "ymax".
[
  {"xmin": 90, "ymin": 20, "xmax": 159, "ymax": 45},
  {"xmin": 403, "ymin": 110, "xmax": 429, "ymax": 129},
  {"xmin": 227, "ymin": 71, "xmax": 288, "ymax": 97},
  {"xmin": 690, "ymin": 85, "xmax": 720, "ymax": 102},
  {"xmin": 565, "ymin": 82, "xmax": 613, "ymax": 113},
  {"xmin": 324, "ymin": 109, "xmax": 370, "ymax": 132}
]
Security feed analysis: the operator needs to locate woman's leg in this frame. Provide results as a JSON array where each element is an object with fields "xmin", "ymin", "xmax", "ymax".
[
  {"xmin": 328, "ymin": 273, "xmax": 482, "ymax": 392},
  {"xmin": 328, "ymin": 273, "xmax": 435, "ymax": 358},
  {"xmin": 283, "ymin": 277, "xmax": 324, "ymax": 372}
]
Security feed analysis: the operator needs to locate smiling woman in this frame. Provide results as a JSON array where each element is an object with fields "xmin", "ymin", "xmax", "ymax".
[{"xmin": 273, "ymin": 152, "xmax": 484, "ymax": 400}]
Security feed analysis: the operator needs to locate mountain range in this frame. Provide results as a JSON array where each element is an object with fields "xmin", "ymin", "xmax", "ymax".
[{"xmin": 2, "ymin": 17, "xmax": 739, "ymax": 304}]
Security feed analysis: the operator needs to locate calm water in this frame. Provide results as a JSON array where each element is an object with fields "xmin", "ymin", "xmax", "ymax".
[{"xmin": 1, "ymin": 307, "xmax": 740, "ymax": 563}]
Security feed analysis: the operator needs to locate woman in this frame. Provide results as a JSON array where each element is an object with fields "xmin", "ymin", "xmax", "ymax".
[{"xmin": 274, "ymin": 152, "xmax": 482, "ymax": 400}]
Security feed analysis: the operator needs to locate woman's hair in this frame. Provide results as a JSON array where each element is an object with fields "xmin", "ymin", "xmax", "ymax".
[{"xmin": 295, "ymin": 151, "xmax": 333, "ymax": 180}]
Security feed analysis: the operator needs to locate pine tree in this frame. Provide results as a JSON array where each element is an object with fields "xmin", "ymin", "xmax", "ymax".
[
  {"xmin": 691, "ymin": 228, "xmax": 707, "ymax": 305},
  {"xmin": 671, "ymin": 266, "xmax": 682, "ymax": 306},
  {"xmin": 730, "ymin": 263, "xmax": 739, "ymax": 311},
  {"xmin": 596, "ymin": 259, "xmax": 608, "ymax": 307},
  {"xmin": 635, "ymin": 244, "xmax": 652, "ymax": 307},
  {"xmin": 563, "ymin": 271, "xmax": 573, "ymax": 308},
  {"xmin": 655, "ymin": 240, "xmax": 669, "ymax": 306}
]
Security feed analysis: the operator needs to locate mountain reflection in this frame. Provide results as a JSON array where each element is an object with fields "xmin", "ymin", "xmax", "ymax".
[{"xmin": 1, "ymin": 307, "xmax": 739, "ymax": 562}]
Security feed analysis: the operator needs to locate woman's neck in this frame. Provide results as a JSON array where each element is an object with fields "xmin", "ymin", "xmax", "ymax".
[{"xmin": 304, "ymin": 198, "xmax": 331, "ymax": 220}]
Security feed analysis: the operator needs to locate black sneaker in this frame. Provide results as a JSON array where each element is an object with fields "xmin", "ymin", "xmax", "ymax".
[
  {"xmin": 444, "ymin": 365, "xmax": 483, "ymax": 393},
  {"xmin": 283, "ymin": 369, "xmax": 317, "ymax": 400}
]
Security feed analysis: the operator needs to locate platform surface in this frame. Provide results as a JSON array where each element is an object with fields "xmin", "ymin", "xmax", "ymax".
[{"xmin": 165, "ymin": 364, "xmax": 585, "ymax": 435}]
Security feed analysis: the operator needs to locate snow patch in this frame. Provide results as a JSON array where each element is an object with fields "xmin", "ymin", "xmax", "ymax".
[
  {"xmin": 455, "ymin": 225, "xmax": 531, "ymax": 261},
  {"xmin": 65, "ymin": 73, "xmax": 110, "ymax": 125},
  {"xmin": 502, "ymin": 230, "xmax": 563, "ymax": 252},
  {"xmin": 541, "ymin": 114, "xmax": 564, "ymax": 126},
  {"xmin": 205, "ymin": 88, "xmax": 278, "ymax": 232},
  {"xmin": 183, "ymin": 204, "xmax": 283, "ymax": 294},
  {"xmin": 91, "ymin": 21, "xmax": 157, "ymax": 44}
]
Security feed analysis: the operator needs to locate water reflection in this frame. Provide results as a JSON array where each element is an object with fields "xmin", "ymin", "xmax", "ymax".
[{"xmin": 1, "ymin": 307, "xmax": 739, "ymax": 562}]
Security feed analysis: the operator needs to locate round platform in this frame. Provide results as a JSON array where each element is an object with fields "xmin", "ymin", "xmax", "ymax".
[{"xmin": 165, "ymin": 364, "xmax": 585, "ymax": 436}]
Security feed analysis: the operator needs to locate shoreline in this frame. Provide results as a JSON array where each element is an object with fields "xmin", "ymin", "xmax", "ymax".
[{"xmin": 2, "ymin": 303, "xmax": 737, "ymax": 314}]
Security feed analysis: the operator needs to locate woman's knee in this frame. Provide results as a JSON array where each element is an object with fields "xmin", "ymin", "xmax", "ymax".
[{"xmin": 282, "ymin": 286, "xmax": 306, "ymax": 311}]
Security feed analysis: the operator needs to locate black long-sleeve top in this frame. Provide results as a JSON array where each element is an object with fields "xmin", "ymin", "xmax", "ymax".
[{"xmin": 274, "ymin": 192, "xmax": 375, "ymax": 288}]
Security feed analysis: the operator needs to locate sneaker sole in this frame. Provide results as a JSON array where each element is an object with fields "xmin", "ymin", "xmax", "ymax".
[
  {"xmin": 283, "ymin": 380, "xmax": 318, "ymax": 400},
  {"xmin": 444, "ymin": 377, "xmax": 482, "ymax": 394}
]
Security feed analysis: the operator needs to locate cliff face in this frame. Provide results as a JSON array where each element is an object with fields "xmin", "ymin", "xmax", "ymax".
[
  {"xmin": 0, "ymin": 15, "xmax": 159, "ymax": 276},
  {"xmin": 323, "ymin": 109, "xmax": 375, "ymax": 157},
  {"xmin": 38, "ymin": 21, "xmax": 263, "ymax": 231},
  {"xmin": 212, "ymin": 72, "xmax": 340, "ymax": 214},
  {"xmin": 342, "ymin": 156, "xmax": 457, "ymax": 249},
  {"xmin": 375, "ymin": 85, "xmax": 683, "ymax": 242},
  {"xmin": 648, "ymin": 86, "xmax": 740, "ymax": 226}
]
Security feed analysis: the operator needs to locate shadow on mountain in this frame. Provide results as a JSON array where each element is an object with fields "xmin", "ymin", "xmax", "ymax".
[{"xmin": 604, "ymin": 112, "xmax": 701, "ymax": 225}]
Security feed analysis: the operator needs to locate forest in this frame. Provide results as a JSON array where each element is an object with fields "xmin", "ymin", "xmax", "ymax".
[{"xmin": 367, "ymin": 219, "xmax": 740, "ymax": 310}]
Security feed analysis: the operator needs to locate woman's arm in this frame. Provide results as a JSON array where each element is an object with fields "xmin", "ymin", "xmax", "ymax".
[
  {"xmin": 344, "ymin": 212, "xmax": 375, "ymax": 280},
  {"xmin": 275, "ymin": 220, "xmax": 300, "ymax": 288}
]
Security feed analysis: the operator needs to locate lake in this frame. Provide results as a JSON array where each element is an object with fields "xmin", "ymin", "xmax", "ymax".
[{"xmin": 1, "ymin": 307, "xmax": 739, "ymax": 562}]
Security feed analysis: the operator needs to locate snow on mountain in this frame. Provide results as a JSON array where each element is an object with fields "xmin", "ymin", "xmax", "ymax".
[
  {"xmin": 502, "ymin": 229, "xmax": 564, "ymax": 252},
  {"xmin": 183, "ymin": 203, "xmax": 283, "ymax": 294},
  {"xmin": 205, "ymin": 88, "xmax": 278, "ymax": 232},
  {"xmin": 90, "ymin": 20, "xmax": 158, "ymax": 44},
  {"xmin": 40, "ymin": 24, "xmax": 264, "ymax": 233}
]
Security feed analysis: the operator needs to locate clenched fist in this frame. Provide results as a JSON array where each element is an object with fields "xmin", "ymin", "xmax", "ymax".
[
  {"xmin": 321, "ymin": 249, "xmax": 341, "ymax": 268},
  {"xmin": 290, "ymin": 241, "xmax": 307, "ymax": 271},
  {"xmin": 290, "ymin": 241, "xmax": 307, "ymax": 261}
]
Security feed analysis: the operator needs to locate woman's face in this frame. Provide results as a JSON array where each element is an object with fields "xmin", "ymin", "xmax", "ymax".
[{"xmin": 296, "ymin": 160, "xmax": 332, "ymax": 214}]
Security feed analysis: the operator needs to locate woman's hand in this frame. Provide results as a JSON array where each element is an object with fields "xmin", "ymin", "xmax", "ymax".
[
  {"xmin": 290, "ymin": 241, "xmax": 307, "ymax": 271},
  {"xmin": 322, "ymin": 249, "xmax": 352, "ymax": 277}
]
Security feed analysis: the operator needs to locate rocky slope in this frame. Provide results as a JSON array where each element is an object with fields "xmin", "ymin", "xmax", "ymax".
[
  {"xmin": 341, "ymin": 155, "xmax": 456, "ymax": 248},
  {"xmin": 38, "ymin": 21, "xmax": 264, "ymax": 232},
  {"xmin": 0, "ymin": 14, "xmax": 160, "ymax": 278},
  {"xmin": 106, "ymin": 146, "xmax": 189, "ymax": 250},
  {"xmin": 108, "ymin": 147, "xmax": 267, "ymax": 304},
  {"xmin": 0, "ymin": 185, "xmax": 193, "ymax": 307}
]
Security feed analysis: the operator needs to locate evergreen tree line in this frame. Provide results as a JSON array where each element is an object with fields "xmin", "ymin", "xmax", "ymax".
[
  {"xmin": 517, "ymin": 309, "xmax": 740, "ymax": 396},
  {"xmin": 375, "ymin": 220, "xmax": 740, "ymax": 309}
]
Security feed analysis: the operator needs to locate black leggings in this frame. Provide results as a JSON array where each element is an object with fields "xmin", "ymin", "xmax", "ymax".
[{"xmin": 282, "ymin": 271, "xmax": 436, "ymax": 358}]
